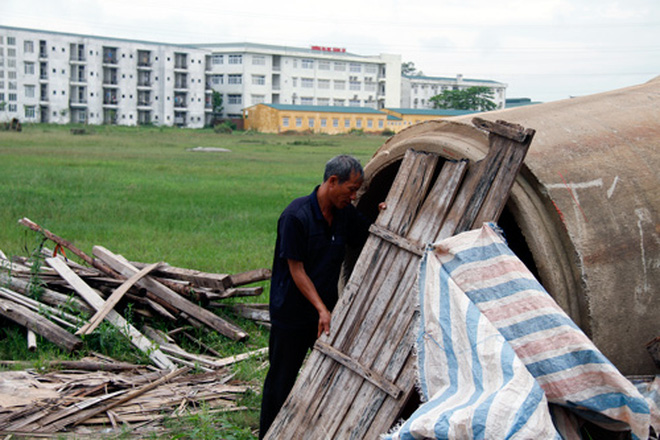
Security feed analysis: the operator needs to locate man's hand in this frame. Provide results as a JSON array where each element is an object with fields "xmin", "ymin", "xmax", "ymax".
[{"xmin": 318, "ymin": 308, "xmax": 331, "ymax": 338}]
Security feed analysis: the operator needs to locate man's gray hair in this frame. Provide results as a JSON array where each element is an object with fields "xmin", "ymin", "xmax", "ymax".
[{"xmin": 323, "ymin": 155, "xmax": 364, "ymax": 183}]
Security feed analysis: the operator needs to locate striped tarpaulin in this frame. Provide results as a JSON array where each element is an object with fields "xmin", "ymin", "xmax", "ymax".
[{"xmin": 385, "ymin": 224, "xmax": 650, "ymax": 440}]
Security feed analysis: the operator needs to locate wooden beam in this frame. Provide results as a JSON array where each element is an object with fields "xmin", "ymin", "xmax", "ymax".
[
  {"xmin": 314, "ymin": 340, "xmax": 403, "ymax": 399},
  {"xmin": 0, "ymin": 298, "xmax": 82, "ymax": 353},
  {"xmin": 93, "ymin": 246, "xmax": 249, "ymax": 342},
  {"xmin": 77, "ymin": 261, "xmax": 163, "ymax": 336},
  {"xmin": 46, "ymin": 257, "xmax": 174, "ymax": 370}
]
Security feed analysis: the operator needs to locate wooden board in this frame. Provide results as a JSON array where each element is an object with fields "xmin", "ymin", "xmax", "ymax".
[{"xmin": 265, "ymin": 119, "xmax": 534, "ymax": 439}]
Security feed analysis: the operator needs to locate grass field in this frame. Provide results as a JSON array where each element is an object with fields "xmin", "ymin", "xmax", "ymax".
[{"xmin": 0, "ymin": 123, "xmax": 388, "ymax": 438}]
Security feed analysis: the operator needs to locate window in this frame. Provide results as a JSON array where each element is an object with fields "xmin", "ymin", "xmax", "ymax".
[
  {"xmin": 365, "ymin": 81, "xmax": 377, "ymax": 92},
  {"xmin": 333, "ymin": 118, "xmax": 339, "ymax": 127},
  {"xmin": 212, "ymin": 54, "xmax": 223, "ymax": 64},
  {"xmin": 334, "ymin": 62, "xmax": 346, "ymax": 71},
  {"xmin": 251, "ymin": 94, "xmax": 265, "ymax": 104},
  {"xmin": 211, "ymin": 74, "xmax": 223, "ymax": 85},
  {"xmin": 300, "ymin": 97, "xmax": 314, "ymax": 105},
  {"xmin": 7, "ymin": 37, "xmax": 15, "ymax": 46},
  {"xmin": 367, "ymin": 119, "xmax": 373, "ymax": 128},
  {"xmin": 349, "ymin": 99, "xmax": 360, "ymax": 107},
  {"xmin": 292, "ymin": 77, "xmax": 298, "ymax": 87},
  {"xmin": 317, "ymin": 98, "xmax": 330, "ymax": 106},
  {"xmin": 25, "ymin": 85, "xmax": 35, "ymax": 98},
  {"xmin": 356, "ymin": 119, "xmax": 362, "ymax": 128},
  {"xmin": 8, "ymin": 71, "xmax": 16, "ymax": 79},
  {"xmin": 8, "ymin": 93, "xmax": 17, "ymax": 101},
  {"xmin": 228, "ymin": 54, "xmax": 242, "ymax": 64},
  {"xmin": 8, "ymin": 104, "xmax": 16, "ymax": 112},
  {"xmin": 282, "ymin": 116, "xmax": 289, "ymax": 127},
  {"xmin": 8, "ymin": 82, "xmax": 16, "ymax": 90},
  {"xmin": 228, "ymin": 74, "xmax": 242, "ymax": 84},
  {"xmin": 24, "ymin": 41, "xmax": 34, "ymax": 53},
  {"xmin": 349, "ymin": 63, "xmax": 361, "ymax": 72},
  {"xmin": 252, "ymin": 55, "xmax": 266, "ymax": 65},
  {"xmin": 227, "ymin": 94, "xmax": 242, "ymax": 104},
  {"xmin": 317, "ymin": 79, "xmax": 330, "ymax": 89},
  {"xmin": 25, "ymin": 106, "xmax": 36, "ymax": 118},
  {"xmin": 252, "ymin": 74, "xmax": 266, "ymax": 85},
  {"xmin": 365, "ymin": 64, "xmax": 378, "ymax": 74},
  {"xmin": 308, "ymin": 118, "xmax": 314, "ymax": 128},
  {"xmin": 334, "ymin": 80, "xmax": 345, "ymax": 90},
  {"xmin": 334, "ymin": 99, "xmax": 345, "ymax": 106},
  {"xmin": 378, "ymin": 120, "xmax": 384, "ymax": 129},
  {"xmin": 349, "ymin": 80, "xmax": 361, "ymax": 91},
  {"xmin": 301, "ymin": 78, "xmax": 314, "ymax": 88},
  {"xmin": 296, "ymin": 117, "xmax": 302, "ymax": 127},
  {"xmin": 344, "ymin": 118, "xmax": 350, "ymax": 128},
  {"xmin": 318, "ymin": 61, "xmax": 330, "ymax": 70},
  {"xmin": 320, "ymin": 118, "xmax": 327, "ymax": 127},
  {"xmin": 301, "ymin": 59, "xmax": 314, "ymax": 69}
]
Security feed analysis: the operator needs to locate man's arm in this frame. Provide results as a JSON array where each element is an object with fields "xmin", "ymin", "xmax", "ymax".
[{"xmin": 287, "ymin": 259, "xmax": 331, "ymax": 338}]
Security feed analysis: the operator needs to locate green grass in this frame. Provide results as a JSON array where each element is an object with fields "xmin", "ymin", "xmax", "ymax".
[{"xmin": 0, "ymin": 123, "xmax": 388, "ymax": 438}]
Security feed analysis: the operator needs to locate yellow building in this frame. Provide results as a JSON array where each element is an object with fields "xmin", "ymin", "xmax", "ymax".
[
  {"xmin": 243, "ymin": 104, "xmax": 479, "ymax": 134},
  {"xmin": 382, "ymin": 108, "xmax": 478, "ymax": 133},
  {"xmin": 243, "ymin": 104, "xmax": 389, "ymax": 134}
]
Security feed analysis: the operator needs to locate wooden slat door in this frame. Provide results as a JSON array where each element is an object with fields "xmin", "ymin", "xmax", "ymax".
[{"xmin": 265, "ymin": 118, "xmax": 535, "ymax": 439}]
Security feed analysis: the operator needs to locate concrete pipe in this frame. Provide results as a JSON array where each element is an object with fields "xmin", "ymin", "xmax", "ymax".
[{"xmin": 357, "ymin": 76, "xmax": 660, "ymax": 375}]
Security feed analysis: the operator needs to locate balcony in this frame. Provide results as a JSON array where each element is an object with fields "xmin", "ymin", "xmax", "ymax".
[{"xmin": 70, "ymin": 99, "xmax": 88, "ymax": 107}]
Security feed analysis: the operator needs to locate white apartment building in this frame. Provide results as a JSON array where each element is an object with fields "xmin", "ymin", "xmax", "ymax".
[
  {"xmin": 0, "ymin": 26, "xmax": 210, "ymax": 128},
  {"xmin": 197, "ymin": 43, "xmax": 401, "ymax": 123},
  {"xmin": 401, "ymin": 74, "xmax": 507, "ymax": 110},
  {"xmin": 0, "ymin": 26, "xmax": 402, "ymax": 128}
]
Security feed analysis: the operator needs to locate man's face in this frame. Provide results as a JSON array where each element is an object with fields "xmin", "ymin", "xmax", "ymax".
[{"xmin": 329, "ymin": 170, "xmax": 363, "ymax": 209}]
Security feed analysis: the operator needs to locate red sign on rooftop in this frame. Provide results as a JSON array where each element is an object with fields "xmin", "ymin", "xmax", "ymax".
[{"xmin": 311, "ymin": 45, "xmax": 346, "ymax": 53}]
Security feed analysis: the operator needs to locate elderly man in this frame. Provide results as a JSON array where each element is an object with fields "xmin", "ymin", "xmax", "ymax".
[{"xmin": 259, "ymin": 155, "xmax": 372, "ymax": 438}]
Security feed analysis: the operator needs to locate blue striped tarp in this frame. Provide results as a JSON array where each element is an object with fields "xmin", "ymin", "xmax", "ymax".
[{"xmin": 384, "ymin": 224, "xmax": 650, "ymax": 440}]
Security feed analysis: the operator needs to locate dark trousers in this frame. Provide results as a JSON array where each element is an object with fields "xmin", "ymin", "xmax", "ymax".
[{"xmin": 259, "ymin": 324, "xmax": 317, "ymax": 439}]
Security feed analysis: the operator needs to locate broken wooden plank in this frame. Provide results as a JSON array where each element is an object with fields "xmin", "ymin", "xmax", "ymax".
[
  {"xmin": 228, "ymin": 268, "xmax": 271, "ymax": 287},
  {"xmin": 0, "ymin": 298, "xmax": 82, "ymax": 353},
  {"xmin": 46, "ymin": 257, "xmax": 174, "ymax": 370},
  {"xmin": 132, "ymin": 261, "xmax": 232, "ymax": 292},
  {"xmin": 93, "ymin": 246, "xmax": 249, "ymax": 342},
  {"xmin": 77, "ymin": 261, "xmax": 163, "ymax": 336}
]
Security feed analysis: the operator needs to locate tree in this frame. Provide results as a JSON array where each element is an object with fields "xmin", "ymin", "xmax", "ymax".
[
  {"xmin": 401, "ymin": 61, "xmax": 423, "ymax": 76},
  {"xmin": 429, "ymin": 86, "xmax": 497, "ymax": 112},
  {"xmin": 212, "ymin": 90, "xmax": 224, "ymax": 120}
]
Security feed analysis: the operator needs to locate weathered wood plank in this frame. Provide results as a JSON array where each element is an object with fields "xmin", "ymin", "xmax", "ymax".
[
  {"xmin": 77, "ymin": 261, "xmax": 163, "ymax": 335},
  {"xmin": 0, "ymin": 298, "xmax": 82, "ymax": 353},
  {"xmin": 314, "ymin": 340, "xmax": 403, "ymax": 399},
  {"xmin": 93, "ymin": 246, "xmax": 249, "ymax": 342},
  {"xmin": 46, "ymin": 257, "xmax": 174, "ymax": 370}
]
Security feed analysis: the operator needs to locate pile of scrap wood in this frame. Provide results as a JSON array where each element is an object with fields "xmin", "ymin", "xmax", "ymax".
[
  {"xmin": 0, "ymin": 360, "xmax": 257, "ymax": 436},
  {"xmin": 0, "ymin": 217, "xmax": 271, "ymax": 434}
]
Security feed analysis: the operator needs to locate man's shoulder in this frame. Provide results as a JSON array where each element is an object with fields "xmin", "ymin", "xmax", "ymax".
[{"xmin": 282, "ymin": 193, "xmax": 313, "ymax": 217}]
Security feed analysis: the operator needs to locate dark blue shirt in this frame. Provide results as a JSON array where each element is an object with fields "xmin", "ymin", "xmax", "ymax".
[{"xmin": 269, "ymin": 186, "xmax": 369, "ymax": 329}]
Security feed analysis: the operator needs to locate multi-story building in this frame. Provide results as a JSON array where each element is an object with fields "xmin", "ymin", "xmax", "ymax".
[
  {"xmin": 401, "ymin": 74, "xmax": 507, "ymax": 110},
  {"xmin": 0, "ymin": 26, "xmax": 209, "ymax": 127},
  {"xmin": 0, "ymin": 26, "xmax": 402, "ymax": 128},
  {"xmin": 0, "ymin": 25, "xmax": 507, "ymax": 129},
  {"xmin": 197, "ymin": 43, "xmax": 402, "ymax": 125}
]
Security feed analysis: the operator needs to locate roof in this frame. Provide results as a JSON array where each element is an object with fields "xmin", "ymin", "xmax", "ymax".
[
  {"xmin": 403, "ymin": 74, "xmax": 505, "ymax": 86},
  {"xmin": 505, "ymin": 98, "xmax": 543, "ymax": 108},
  {"xmin": 387, "ymin": 108, "xmax": 478, "ymax": 116},
  {"xmin": 259, "ymin": 104, "xmax": 385, "ymax": 114},
  {"xmin": 0, "ymin": 25, "xmax": 202, "ymax": 50}
]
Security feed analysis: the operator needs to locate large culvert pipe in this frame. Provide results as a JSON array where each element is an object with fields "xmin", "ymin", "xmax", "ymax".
[{"xmin": 358, "ymin": 77, "xmax": 659, "ymax": 375}]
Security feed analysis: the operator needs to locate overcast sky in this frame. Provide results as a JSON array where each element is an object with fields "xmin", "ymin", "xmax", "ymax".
[{"xmin": 2, "ymin": 0, "xmax": 659, "ymax": 102}]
